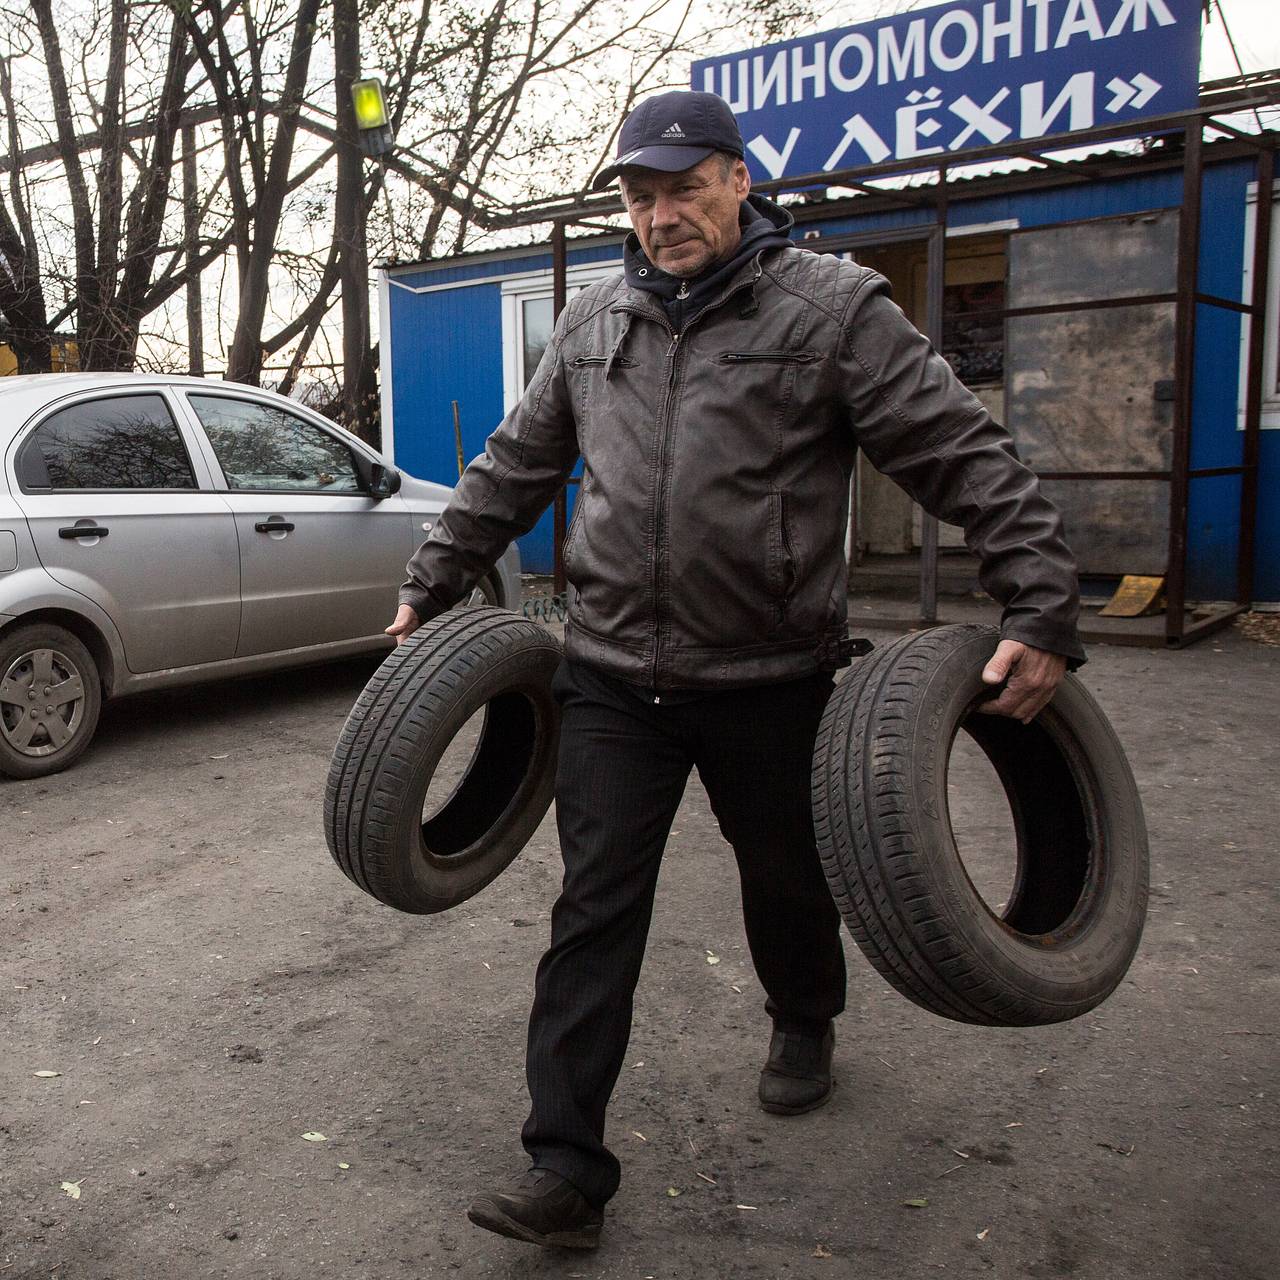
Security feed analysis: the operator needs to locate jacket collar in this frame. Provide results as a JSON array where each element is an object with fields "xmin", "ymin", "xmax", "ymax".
[{"xmin": 611, "ymin": 194, "xmax": 793, "ymax": 330}]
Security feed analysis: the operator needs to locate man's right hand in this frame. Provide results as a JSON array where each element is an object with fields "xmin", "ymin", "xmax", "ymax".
[{"xmin": 385, "ymin": 604, "xmax": 421, "ymax": 645}]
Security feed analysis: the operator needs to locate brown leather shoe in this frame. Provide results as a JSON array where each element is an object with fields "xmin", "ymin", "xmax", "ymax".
[
  {"xmin": 467, "ymin": 1168, "xmax": 602, "ymax": 1249},
  {"xmin": 758, "ymin": 1022, "xmax": 835, "ymax": 1115}
]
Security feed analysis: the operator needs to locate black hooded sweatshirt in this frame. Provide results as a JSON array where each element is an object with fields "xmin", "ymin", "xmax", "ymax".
[{"xmin": 623, "ymin": 193, "xmax": 795, "ymax": 332}]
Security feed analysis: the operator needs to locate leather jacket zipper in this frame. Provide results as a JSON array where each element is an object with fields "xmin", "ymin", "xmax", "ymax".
[
  {"xmin": 615, "ymin": 264, "xmax": 764, "ymax": 691},
  {"xmin": 651, "ymin": 329, "xmax": 681, "ymax": 690}
]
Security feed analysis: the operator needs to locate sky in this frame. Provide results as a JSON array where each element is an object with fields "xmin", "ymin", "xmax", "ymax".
[{"xmin": 1198, "ymin": 0, "xmax": 1280, "ymax": 81}]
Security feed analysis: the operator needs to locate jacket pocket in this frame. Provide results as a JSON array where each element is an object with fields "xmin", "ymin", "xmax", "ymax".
[
  {"xmin": 768, "ymin": 491, "xmax": 800, "ymax": 623},
  {"xmin": 572, "ymin": 354, "xmax": 638, "ymax": 369},
  {"xmin": 718, "ymin": 349, "xmax": 822, "ymax": 365},
  {"xmin": 562, "ymin": 484, "xmax": 587, "ymax": 575}
]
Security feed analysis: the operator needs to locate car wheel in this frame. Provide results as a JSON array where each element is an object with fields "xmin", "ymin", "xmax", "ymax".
[
  {"xmin": 454, "ymin": 576, "xmax": 499, "ymax": 609},
  {"xmin": 812, "ymin": 623, "xmax": 1148, "ymax": 1027},
  {"xmin": 325, "ymin": 607, "xmax": 561, "ymax": 913},
  {"xmin": 0, "ymin": 623, "xmax": 103, "ymax": 780}
]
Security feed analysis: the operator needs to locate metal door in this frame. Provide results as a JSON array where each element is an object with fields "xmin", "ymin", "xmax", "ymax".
[
  {"xmin": 182, "ymin": 392, "xmax": 413, "ymax": 657},
  {"xmin": 9, "ymin": 391, "xmax": 240, "ymax": 673}
]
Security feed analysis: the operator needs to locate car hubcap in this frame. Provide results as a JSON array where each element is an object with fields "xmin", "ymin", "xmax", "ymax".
[{"xmin": 0, "ymin": 648, "xmax": 85, "ymax": 758}]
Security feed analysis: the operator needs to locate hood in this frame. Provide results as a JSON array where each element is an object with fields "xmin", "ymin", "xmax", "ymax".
[{"xmin": 623, "ymin": 194, "xmax": 795, "ymax": 328}]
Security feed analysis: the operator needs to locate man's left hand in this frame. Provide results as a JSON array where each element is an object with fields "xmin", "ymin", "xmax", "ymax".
[{"xmin": 978, "ymin": 639, "xmax": 1067, "ymax": 724}]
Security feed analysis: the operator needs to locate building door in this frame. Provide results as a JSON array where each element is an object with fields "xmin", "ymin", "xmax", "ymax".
[{"xmin": 845, "ymin": 234, "xmax": 1009, "ymax": 558}]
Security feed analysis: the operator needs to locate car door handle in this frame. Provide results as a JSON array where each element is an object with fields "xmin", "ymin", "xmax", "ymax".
[
  {"xmin": 59, "ymin": 525, "xmax": 109, "ymax": 539},
  {"xmin": 254, "ymin": 520, "xmax": 295, "ymax": 533}
]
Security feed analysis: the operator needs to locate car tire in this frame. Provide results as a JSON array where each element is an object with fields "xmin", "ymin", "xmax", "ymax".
[
  {"xmin": 0, "ymin": 623, "xmax": 103, "ymax": 780},
  {"xmin": 325, "ymin": 607, "xmax": 562, "ymax": 913},
  {"xmin": 811, "ymin": 623, "xmax": 1148, "ymax": 1027}
]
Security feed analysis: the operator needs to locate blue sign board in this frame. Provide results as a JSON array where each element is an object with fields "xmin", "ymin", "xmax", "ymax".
[{"xmin": 692, "ymin": 0, "xmax": 1202, "ymax": 183}]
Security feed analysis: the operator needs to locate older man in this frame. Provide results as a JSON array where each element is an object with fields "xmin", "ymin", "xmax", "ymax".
[{"xmin": 387, "ymin": 90, "xmax": 1083, "ymax": 1249}]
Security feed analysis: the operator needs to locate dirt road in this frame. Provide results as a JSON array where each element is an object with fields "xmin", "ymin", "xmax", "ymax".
[{"xmin": 2, "ymin": 618, "xmax": 1276, "ymax": 1279}]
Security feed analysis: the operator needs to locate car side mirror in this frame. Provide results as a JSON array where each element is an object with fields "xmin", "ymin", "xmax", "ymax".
[{"xmin": 367, "ymin": 463, "xmax": 401, "ymax": 499}]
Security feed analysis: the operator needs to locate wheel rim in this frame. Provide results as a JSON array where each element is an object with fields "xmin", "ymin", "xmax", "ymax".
[{"xmin": 0, "ymin": 647, "xmax": 87, "ymax": 758}]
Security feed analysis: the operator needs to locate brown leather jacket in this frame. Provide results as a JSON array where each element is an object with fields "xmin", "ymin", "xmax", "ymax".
[{"xmin": 401, "ymin": 242, "xmax": 1084, "ymax": 687}]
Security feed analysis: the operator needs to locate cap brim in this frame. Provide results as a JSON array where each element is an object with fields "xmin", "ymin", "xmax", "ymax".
[{"xmin": 591, "ymin": 144, "xmax": 715, "ymax": 192}]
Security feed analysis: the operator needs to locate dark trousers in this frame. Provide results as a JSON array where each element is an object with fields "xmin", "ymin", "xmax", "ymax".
[{"xmin": 521, "ymin": 659, "xmax": 846, "ymax": 1208}]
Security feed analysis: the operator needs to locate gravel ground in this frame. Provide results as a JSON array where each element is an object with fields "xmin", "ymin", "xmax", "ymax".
[
  {"xmin": 1236, "ymin": 611, "xmax": 1280, "ymax": 646},
  {"xmin": 2, "ymin": 616, "xmax": 1277, "ymax": 1279}
]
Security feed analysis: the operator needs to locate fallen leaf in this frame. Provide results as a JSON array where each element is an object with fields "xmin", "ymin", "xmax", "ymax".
[
  {"xmin": 977, "ymin": 1228, "xmax": 990, "ymax": 1241},
  {"xmin": 706, "ymin": 952, "xmax": 721, "ymax": 965},
  {"xmin": 736, "ymin": 1204, "xmax": 759, "ymax": 1211},
  {"xmin": 631, "ymin": 1131, "xmax": 648, "ymax": 1142},
  {"xmin": 903, "ymin": 1198, "xmax": 929, "ymax": 1208},
  {"xmin": 34, "ymin": 1070, "xmax": 61, "ymax": 1079},
  {"xmin": 338, "ymin": 1162, "xmax": 351, "ymax": 1170},
  {"xmin": 209, "ymin": 754, "xmax": 229, "ymax": 760},
  {"xmin": 731, "ymin": 985, "xmax": 742, "ymax": 993},
  {"xmin": 301, "ymin": 1132, "xmax": 327, "ymax": 1142},
  {"xmin": 1005, "ymin": 1122, "xmax": 1023, "ymax": 1129},
  {"xmin": 813, "ymin": 1244, "xmax": 833, "ymax": 1258},
  {"xmin": 61, "ymin": 1180, "xmax": 83, "ymax": 1200},
  {"xmin": 666, "ymin": 1186, "xmax": 682, "ymax": 1197}
]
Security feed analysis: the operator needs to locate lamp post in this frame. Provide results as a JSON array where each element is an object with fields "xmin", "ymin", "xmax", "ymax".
[{"xmin": 351, "ymin": 77, "xmax": 395, "ymax": 157}]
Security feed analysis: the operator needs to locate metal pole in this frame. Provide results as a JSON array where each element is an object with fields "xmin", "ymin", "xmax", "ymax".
[
  {"xmin": 552, "ymin": 220, "xmax": 569, "ymax": 597},
  {"xmin": 1237, "ymin": 144, "xmax": 1274, "ymax": 607},
  {"xmin": 1165, "ymin": 124, "xmax": 1203, "ymax": 643},
  {"xmin": 920, "ymin": 166, "xmax": 947, "ymax": 626}
]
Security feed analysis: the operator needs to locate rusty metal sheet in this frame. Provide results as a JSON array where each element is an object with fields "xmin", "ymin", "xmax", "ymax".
[
  {"xmin": 1006, "ymin": 213, "xmax": 1178, "ymax": 576},
  {"xmin": 1007, "ymin": 211, "xmax": 1178, "ymax": 308}
]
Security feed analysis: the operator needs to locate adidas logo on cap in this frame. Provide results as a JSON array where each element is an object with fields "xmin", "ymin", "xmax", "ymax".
[{"xmin": 661, "ymin": 121, "xmax": 685, "ymax": 139}]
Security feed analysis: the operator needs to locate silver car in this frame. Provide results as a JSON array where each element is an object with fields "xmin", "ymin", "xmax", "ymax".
[{"xmin": 0, "ymin": 374, "xmax": 520, "ymax": 778}]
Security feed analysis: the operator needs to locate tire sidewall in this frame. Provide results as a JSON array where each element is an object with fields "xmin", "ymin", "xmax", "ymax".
[
  {"xmin": 904, "ymin": 628, "xmax": 1148, "ymax": 1018},
  {"xmin": 0, "ymin": 623, "xmax": 103, "ymax": 780},
  {"xmin": 381, "ymin": 635, "xmax": 560, "ymax": 912}
]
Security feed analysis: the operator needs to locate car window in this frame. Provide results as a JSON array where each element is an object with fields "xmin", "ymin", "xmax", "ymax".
[
  {"xmin": 17, "ymin": 394, "xmax": 196, "ymax": 490},
  {"xmin": 188, "ymin": 395, "xmax": 361, "ymax": 492}
]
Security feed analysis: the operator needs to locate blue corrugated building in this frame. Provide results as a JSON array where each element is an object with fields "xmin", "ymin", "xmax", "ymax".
[{"xmin": 378, "ymin": 137, "xmax": 1279, "ymax": 612}]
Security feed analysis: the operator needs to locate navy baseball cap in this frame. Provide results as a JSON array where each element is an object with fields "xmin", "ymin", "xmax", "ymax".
[{"xmin": 592, "ymin": 90, "xmax": 745, "ymax": 191}]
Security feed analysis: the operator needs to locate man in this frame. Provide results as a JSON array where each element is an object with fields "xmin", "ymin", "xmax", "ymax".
[{"xmin": 387, "ymin": 90, "xmax": 1083, "ymax": 1249}]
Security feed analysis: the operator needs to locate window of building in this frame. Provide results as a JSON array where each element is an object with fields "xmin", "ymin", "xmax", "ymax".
[
  {"xmin": 18, "ymin": 394, "xmax": 196, "ymax": 490},
  {"xmin": 500, "ymin": 262, "xmax": 622, "ymax": 411},
  {"xmin": 520, "ymin": 295, "xmax": 556, "ymax": 391},
  {"xmin": 188, "ymin": 395, "xmax": 361, "ymax": 491},
  {"xmin": 1239, "ymin": 179, "xmax": 1280, "ymax": 429}
]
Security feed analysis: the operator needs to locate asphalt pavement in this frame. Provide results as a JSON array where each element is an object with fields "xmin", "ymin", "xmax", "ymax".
[{"xmin": 2, "ymin": 607, "xmax": 1276, "ymax": 1279}]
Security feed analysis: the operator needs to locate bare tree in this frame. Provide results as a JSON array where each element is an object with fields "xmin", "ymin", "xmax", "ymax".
[
  {"xmin": 25, "ymin": 0, "xmax": 193, "ymax": 369},
  {"xmin": 0, "ymin": 48, "xmax": 53, "ymax": 372},
  {"xmin": 0, "ymin": 0, "xmax": 826, "ymax": 412}
]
